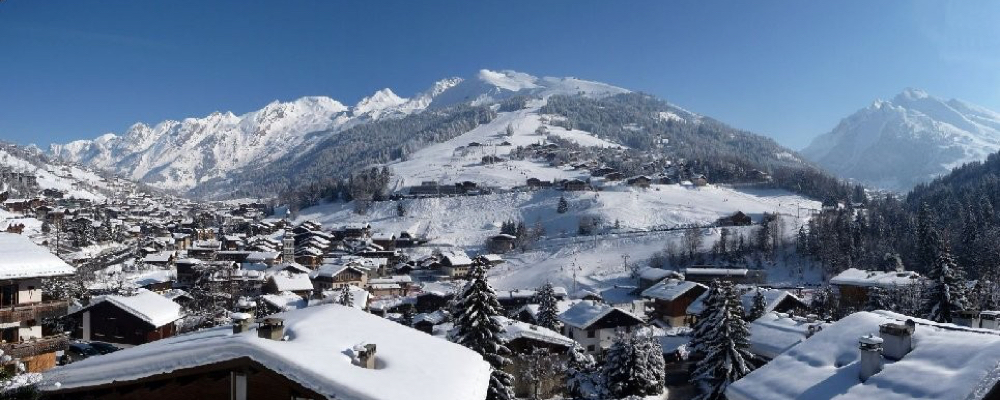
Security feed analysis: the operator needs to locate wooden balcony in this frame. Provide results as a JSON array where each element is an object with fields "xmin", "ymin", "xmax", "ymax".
[
  {"xmin": 0, "ymin": 334, "xmax": 68, "ymax": 358},
  {"xmin": 0, "ymin": 300, "xmax": 69, "ymax": 324}
]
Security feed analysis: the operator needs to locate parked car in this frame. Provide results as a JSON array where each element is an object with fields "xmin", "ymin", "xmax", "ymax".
[
  {"xmin": 88, "ymin": 342, "xmax": 121, "ymax": 355},
  {"xmin": 61, "ymin": 343, "xmax": 99, "ymax": 364}
]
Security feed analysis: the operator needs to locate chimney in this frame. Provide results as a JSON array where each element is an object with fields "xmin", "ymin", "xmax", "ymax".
[
  {"xmin": 878, "ymin": 319, "xmax": 915, "ymax": 361},
  {"xmin": 232, "ymin": 313, "xmax": 253, "ymax": 334},
  {"xmin": 258, "ymin": 317, "xmax": 285, "ymax": 341},
  {"xmin": 356, "ymin": 343, "xmax": 377, "ymax": 369},
  {"xmin": 859, "ymin": 334, "xmax": 883, "ymax": 382}
]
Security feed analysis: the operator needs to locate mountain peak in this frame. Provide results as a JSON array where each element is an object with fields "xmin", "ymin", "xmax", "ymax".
[
  {"xmin": 354, "ymin": 88, "xmax": 408, "ymax": 117},
  {"xmin": 476, "ymin": 69, "xmax": 540, "ymax": 91}
]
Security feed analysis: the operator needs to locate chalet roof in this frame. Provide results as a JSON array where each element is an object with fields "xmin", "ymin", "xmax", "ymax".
[
  {"xmin": 441, "ymin": 250, "xmax": 473, "ymax": 267},
  {"xmin": 495, "ymin": 316, "xmax": 575, "ymax": 348},
  {"xmin": 830, "ymin": 268, "xmax": 923, "ymax": 288},
  {"xmin": 80, "ymin": 289, "xmax": 183, "ymax": 328},
  {"xmin": 740, "ymin": 289, "xmax": 803, "ymax": 314},
  {"xmin": 641, "ymin": 279, "xmax": 706, "ymax": 301},
  {"xmin": 270, "ymin": 272, "xmax": 314, "ymax": 292},
  {"xmin": 143, "ymin": 251, "xmax": 174, "ymax": 263},
  {"xmin": 684, "ymin": 267, "xmax": 749, "ymax": 276},
  {"xmin": 748, "ymin": 312, "xmax": 829, "ymax": 360},
  {"xmin": 0, "ymin": 233, "xmax": 74, "ymax": 280},
  {"xmin": 727, "ymin": 311, "xmax": 1000, "ymax": 400},
  {"xmin": 44, "ymin": 305, "xmax": 493, "ymax": 400},
  {"xmin": 310, "ymin": 263, "xmax": 369, "ymax": 279},
  {"xmin": 558, "ymin": 300, "xmax": 644, "ymax": 330}
]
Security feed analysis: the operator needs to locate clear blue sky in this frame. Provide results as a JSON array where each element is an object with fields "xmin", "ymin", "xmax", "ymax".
[{"xmin": 2, "ymin": 0, "xmax": 1000, "ymax": 149}]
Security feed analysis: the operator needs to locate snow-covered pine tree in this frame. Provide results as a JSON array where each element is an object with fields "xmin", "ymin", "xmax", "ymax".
[
  {"xmin": 864, "ymin": 286, "xmax": 894, "ymax": 312},
  {"xmin": 401, "ymin": 304, "xmax": 415, "ymax": 326},
  {"xmin": 689, "ymin": 281, "xmax": 721, "ymax": 354},
  {"xmin": 452, "ymin": 262, "xmax": 514, "ymax": 400},
  {"xmin": 922, "ymin": 240, "xmax": 971, "ymax": 323},
  {"xmin": 601, "ymin": 329, "xmax": 665, "ymax": 398},
  {"xmin": 534, "ymin": 282, "xmax": 561, "ymax": 331},
  {"xmin": 692, "ymin": 282, "xmax": 755, "ymax": 400},
  {"xmin": 557, "ymin": 195, "xmax": 569, "ymax": 214},
  {"xmin": 337, "ymin": 284, "xmax": 354, "ymax": 307},
  {"xmin": 746, "ymin": 288, "xmax": 767, "ymax": 321},
  {"xmin": 564, "ymin": 343, "xmax": 597, "ymax": 400}
]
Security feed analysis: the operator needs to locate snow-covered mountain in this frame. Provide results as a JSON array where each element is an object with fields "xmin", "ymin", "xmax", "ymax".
[
  {"xmin": 802, "ymin": 89, "xmax": 1000, "ymax": 191},
  {"xmin": 51, "ymin": 70, "xmax": 627, "ymax": 194}
]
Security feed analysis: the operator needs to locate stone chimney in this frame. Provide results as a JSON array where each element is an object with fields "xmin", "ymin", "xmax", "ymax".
[
  {"xmin": 232, "ymin": 313, "xmax": 253, "ymax": 334},
  {"xmin": 859, "ymin": 334, "xmax": 884, "ymax": 382},
  {"xmin": 258, "ymin": 317, "xmax": 285, "ymax": 341},
  {"xmin": 357, "ymin": 343, "xmax": 377, "ymax": 369},
  {"xmin": 878, "ymin": 319, "xmax": 915, "ymax": 361}
]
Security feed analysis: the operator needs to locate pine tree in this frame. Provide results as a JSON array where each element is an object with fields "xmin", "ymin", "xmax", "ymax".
[
  {"xmin": 401, "ymin": 304, "xmax": 415, "ymax": 326},
  {"xmin": 396, "ymin": 202, "xmax": 406, "ymax": 217},
  {"xmin": 601, "ymin": 330, "xmax": 665, "ymax": 398},
  {"xmin": 452, "ymin": 262, "xmax": 514, "ymax": 400},
  {"xmin": 693, "ymin": 282, "xmax": 755, "ymax": 400},
  {"xmin": 922, "ymin": 240, "xmax": 971, "ymax": 323},
  {"xmin": 746, "ymin": 288, "xmax": 767, "ymax": 321},
  {"xmin": 534, "ymin": 282, "xmax": 561, "ymax": 331},
  {"xmin": 337, "ymin": 285, "xmax": 354, "ymax": 307},
  {"xmin": 690, "ymin": 281, "xmax": 721, "ymax": 354},
  {"xmin": 916, "ymin": 203, "xmax": 939, "ymax": 271},
  {"xmin": 865, "ymin": 286, "xmax": 894, "ymax": 312},
  {"xmin": 564, "ymin": 343, "xmax": 596, "ymax": 400},
  {"xmin": 557, "ymin": 196, "xmax": 569, "ymax": 214}
]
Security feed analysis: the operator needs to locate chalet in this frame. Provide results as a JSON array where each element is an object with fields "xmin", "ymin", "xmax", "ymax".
[
  {"xmin": 221, "ymin": 235, "xmax": 245, "ymax": 251},
  {"xmin": 143, "ymin": 251, "xmax": 175, "ymax": 268},
  {"xmin": 366, "ymin": 276, "xmax": 413, "ymax": 297},
  {"xmin": 0, "ymin": 233, "xmax": 74, "ymax": 372},
  {"xmin": 727, "ymin": 311, "xmax": 1000, "ymax": 400},
  {"xmin": 341, "ymin": 223, "xmax": 372, "ymax": 239},
  {"xmin": 413, "ymin": 310, "xmax": 450, "ymax": 334},
  {"xmin": 246, "ymin": 251, "xmax": 280, "ymax": 266},
  {"xmin": 830, "ymin": 268, "xmax": 923, "ymax": 310},
  {"xmin": 562, "ymin": 179, "xmax": 589, "ymax": 192},
  {"xmin": 486, "ymin": 234, "xmax": 518, "ymax": 253},
  {"xmin": 717, "ymin": 210, "xmax": 753, "ymax": 226},
  {"xmin": 263, "ymin": 271, "xmax": 314, "ymax": 298},
  {"xmin": 310, "ymin": 264, "xmax": 369, "ymax": 291},
  {"xmin": 217, "ymin": 250, "xmax": 252, "ymax": 264},
  {"xmin": 497, "ymin": 317, "xmax": 575, "ymax": 399},
  {"xmin": 482, "ymin": 155, "xmax": 504, "ymax": 164},
  {"xmin": 626, "ymin": 175, "xmax": 652, "ymax": 188},
  {"xmin": 496, "ymin": 287, "xmax": 568, "ymax": 312},
  {"xmin": 172, "ymin": 232, "xmax": 192, "ymax": 250},
  {"xmin": 740, "ymin": 289, "xmax": 809, "ymax": 317},
  {"xmin": 371, "ymin": 232, "xmax": 397, "ymax": 251},
  {"xmin": 558, "ymin": 301, "xmax": 645, "ymax": 356},
  {"xmin": 440, "ymin": 250, "xmax": 474, "ymax": 279},
  {"xmin": 637, "ymin": 267, "xmax": 682, "ymax": 291},
  {"xmin": 591, "ymin": 167, "xmax": 616, "ymax": 177},
  {"xmin": 414, "ymin": 291, "xmax": 454, "ymax": 313},
  {"xmin": 693, "ymin": 174, "xmax": 709, "ymax": 186},
  {"xmin": 67, "ymin": 289, "xmax": 183, "ymax": 346},
  {"xmin": 641, "ymin": 279, "xmax": 708, "ymax": 327},
  {"xmin": 43, "ymin": 305, "xmax": 492, "ymax": 400}
]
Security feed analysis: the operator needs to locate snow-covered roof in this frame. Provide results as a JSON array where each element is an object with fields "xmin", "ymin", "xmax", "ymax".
[
  {"xmin": 261, "ymin": 291, "xmax": 309, "ymax": 311},
  {"xmin": 270, "ymin": 272, "xmax": 314, "ymax": 292},
  {"xmin": 81, "ymin": 289, "xmax": 183, "ymax": 328},
  {"xmin": 641, "ymin": 279, "xmax": 706, "ymax": 301},
  {"xmin": 558, "ymin": 300, "xmax": 643, "ymax": 330},
  {"xmin": 43, "ymin": 305, "xmax": 491, "ymax": 400},
  {"xmin": 830, "ymin": 268, "xmax": 923, "ymax": 288},
  {"xmin": 638, "ymin": 266, "xmax": 679, "ymax": 282},
  {"xmin": 740, "ymin": 289, "xmax": 802, "ymax": 314},
  {"xmin": 727, "ymin": 311, "xmax": 1000, "ymax": 400},
  {"xmin": 0, "ymin": 233, "xmax": 74, "ymax": 280},
  {"xmin": 748, "ymin": 312, "xmax": 828, "ymax": 360},
  {"xmin": 495, "ymin": 316, "xmax": 575, "ymax": 348},
  {"xmin": 143, "ymin": 251, "xmax": 174, "ymax": 263},
  {"xmin": 441, "ymin": 250, "xmax": 473, "ymax": 266}
]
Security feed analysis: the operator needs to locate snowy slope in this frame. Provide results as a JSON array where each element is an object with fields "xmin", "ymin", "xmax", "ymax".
[
  {"xmin": 297, "ymin": 184, "xmax": 820, "ymax": 290},
  {"xmin": 0, "ymin": 147, "xmax": 115, "ymax": 201},
  {"xmin": 802, "ymin": 89, "xmax": 1000, "ymax": 191},
  {"xmin": 50, "ymin": 69, "xmax": 628, "ymax": 195}
]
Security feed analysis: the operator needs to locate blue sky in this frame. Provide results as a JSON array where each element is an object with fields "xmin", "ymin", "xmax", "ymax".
[{"xmin": 2, "ymin": 1, "xmax": 999, "ymax": 149}]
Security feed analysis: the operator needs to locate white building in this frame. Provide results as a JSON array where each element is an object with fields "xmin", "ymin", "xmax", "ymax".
[{"xmin": 558, "ymin": 300, "xmax": 645, "ymax": 355}]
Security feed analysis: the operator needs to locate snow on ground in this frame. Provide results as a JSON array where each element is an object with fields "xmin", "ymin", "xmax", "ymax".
[
  {"xmin": 0, "ymin": 149, "xmax": 109, "ymax": 201},
  {"xmin": 390, "ymin": 99, "xmax": 618, "ymax": 189},
  {"xmin": 298, "ymin": 184, "xmax": 821, "ymax": 291}
]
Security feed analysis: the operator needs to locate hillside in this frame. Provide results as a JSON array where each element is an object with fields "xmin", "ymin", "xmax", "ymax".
[{"xmin": 802, "ymin": 89, "xmax": 1000, "ymax": 191}]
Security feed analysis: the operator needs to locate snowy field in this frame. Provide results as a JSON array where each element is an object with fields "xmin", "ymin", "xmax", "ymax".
[{"xmin": 297, "ymin": 184, "xmax": 821, "ymax": 291}]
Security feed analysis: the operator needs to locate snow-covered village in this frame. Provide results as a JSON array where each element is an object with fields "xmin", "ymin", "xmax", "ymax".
[{"xmin": 2, "ymin": 2, "xmax": 1000, "ymax": 400}]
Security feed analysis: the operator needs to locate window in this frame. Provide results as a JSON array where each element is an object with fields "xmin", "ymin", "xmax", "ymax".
[
  {"xmin": 587, "ymin": 329, "xmax": 596, "ymax": 338},
  {"xmin": 587, "ymin": 345, "xmax": 595, "ymax": 352}
]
